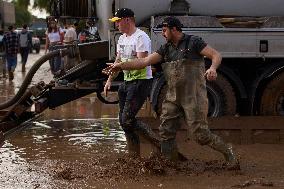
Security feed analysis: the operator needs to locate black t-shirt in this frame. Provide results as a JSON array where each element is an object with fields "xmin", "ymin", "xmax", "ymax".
[{"xmin": 156, "ymin": 34, "xmax": 207, "ymax": 63}]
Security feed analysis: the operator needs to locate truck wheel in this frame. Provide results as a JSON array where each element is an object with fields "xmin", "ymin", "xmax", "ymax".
[
  {"xmin": 156, "ymin": 75, "xmax": 236, "ymax": 117},
  {"xmin": 260, "ymin": 72, "xmax": 284, "ymax": 116},
  {"xmin": 206, "ymin": 75, "xmax": 236, "ymax": 117}
]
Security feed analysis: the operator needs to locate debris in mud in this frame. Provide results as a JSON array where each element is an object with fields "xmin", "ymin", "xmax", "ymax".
[
  {"xmin": 232, "ymin": 179, "xmax": 274, "ymax": 188},
  {"xmin": 47, "ymin": 153, "xmax": 242, "ymax": 184},
  {"xmin": 88, "ymin": 154, "xmax": 240, "ymax": 181},
  {"xmin": 52, "ymin": 163, "xmax": 85, "ymax": 180}
]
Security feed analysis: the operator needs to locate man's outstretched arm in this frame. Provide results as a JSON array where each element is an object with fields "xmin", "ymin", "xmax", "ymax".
[{"xmin": 103, "ymin": 52, "xmax": 162, "ymax": 75}]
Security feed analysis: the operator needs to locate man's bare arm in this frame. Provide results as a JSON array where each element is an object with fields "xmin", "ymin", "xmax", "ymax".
[
  {"xmin": 201, "ymin": 45, "xmax": 222, "ymax": 81},
  {"xmin": 200, "ymin": 45, "xmax": 222, "ymax": 70},
  {"xmin": 120, "ymin": 52, "xmax": 162, "ymax": 70}
]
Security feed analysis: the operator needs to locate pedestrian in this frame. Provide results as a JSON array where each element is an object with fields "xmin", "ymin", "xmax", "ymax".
[
  {"xmin": 0, "ymin": 29, "xmax": 6, "ymax": 78},
  {"xmin": 19, "ymin": 24, "xmax": 32, "ymax": 72},
  {"xmin": 64, "ymin": 21, "xmax": 77, "ymax": 43},
  {"xmin": 44, "ymin": 19, "xmax": 64, "ymax": 76},
  {"xmin": 86, "ymin": 18, "xmax": 101, "ymax": 41},
  {"xmin": 104, "ymin": 8, "xmax": 157, "ymax": 157},
  {"xmin": 103, "ymin": 16, "xmax": 239, "ymax": 168},
  {"xmin": 64, "ymin": 20, "xmax": 78, "ymax": 70},
  {"xmin": 2, "ymin": 25, "xmax": 19, "ymax": 81}
]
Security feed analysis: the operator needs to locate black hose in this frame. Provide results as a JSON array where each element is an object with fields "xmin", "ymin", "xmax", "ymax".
[{"xmin": 0, "ymin": 49, "xmax": 68, "ymax": 110}]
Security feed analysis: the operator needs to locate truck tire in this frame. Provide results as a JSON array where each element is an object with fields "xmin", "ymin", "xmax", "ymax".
[
  {"xmin": 156, "ymin": 75, "xmax": 236, "ymax": 117},
  {"xmin": 260, "ymin": 72, "xmax": 284, "ymax": 116},
  {"xmin": 206, "ymin": 75, "xmax": 236, "ymax": 117}
]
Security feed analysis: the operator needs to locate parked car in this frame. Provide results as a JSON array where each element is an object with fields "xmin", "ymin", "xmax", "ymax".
[{"xmin": 15, "ymin": 28, "xmax": 41, "ymax": 53}]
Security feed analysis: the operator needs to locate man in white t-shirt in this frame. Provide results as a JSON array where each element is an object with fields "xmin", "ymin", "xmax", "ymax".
[
  {"xmin": 104, "ymin": 8, "xmax": 159, "ymax": 156},
  {"xmin": 64, "ymin": 21, "xmax": 77, "ymax": 43}
]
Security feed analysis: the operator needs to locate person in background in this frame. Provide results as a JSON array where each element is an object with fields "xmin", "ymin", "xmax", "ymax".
[
  {"xmin": 64, "ymin": 20, "xmax": 78, "ymax": 70},
  {"xmin": 86, "ymin": 18, "xmax": 101, "ymax": 41},
  {"xmin": 45, "ymin": 19, "xmax": 64, "ymax": 76},
  {"xmin": 78, "ymin": 19, "xmax": 100, "ymax": 43},
  {"xmin": 19, "ymin": 24, "xmax": 32, "ymax": 72},
  {"xmin": 64, "ymin": 21, "xmax": 77, "ymax": 43},
  {"xmin": 0, "ymin": 29, "xmax": 6, "ymax": 78},
  {"xmin": 3, "ymin": 25, "xmax": 19, "ymax": 81}
]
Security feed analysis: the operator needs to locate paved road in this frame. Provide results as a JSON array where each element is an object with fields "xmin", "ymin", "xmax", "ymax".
[{"xmin": 0, "ymin": 51, "xmax": 52, "ymax": 101}]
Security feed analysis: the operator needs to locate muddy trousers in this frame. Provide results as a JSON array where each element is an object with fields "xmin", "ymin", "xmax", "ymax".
[
  {"xmin": 160, "ymin": 59, "xmax": 232, "ymax": 160},
  {"xmin": 118, "ymin": 79, "xmax": 157, "ymax": 155},
  {"xmin": 49, "ymin": 45, "xmax": 63, "ymax": 75},
  {"xmin": 20, "ymin": 47, "xmax": 29, "ymax": 65},
  {"xmin": 159, "ymin": 100, "xmax": 232, "ymax": 160},
  {"xmin": 6, "ymin": 54, "xmax": 17, "ymax": 72},
  {"xmin": 0, "ymin": 54, "xmax": 6, "ymax": 77}
]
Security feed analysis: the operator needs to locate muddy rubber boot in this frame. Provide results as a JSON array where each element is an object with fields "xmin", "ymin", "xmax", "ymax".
[
  {"xmin": 8, "ymin": 71, "xmax": 14, "ymax": 81},
  {"xmin": 209, "ymin": 140, "xmax": 240, "ymax": 170},
  {"xmin": 136, "ymin": 120, "xmax": 187, "ymax": 161},
  {"xmin": 126, "ymin": 135, "xmax": 140, "ymax": 157},
  {"xmin": 22, "ymin": 64, "xmax": 26, "ymax": 72},
  {"xmin": 161, "ymin": 139, "xmax": 179, "ymax": 161},
  {"xmin": 223, "ymin": 144, "xmax": 240, "ymax": 170},
  {"xmin": 2, "ymin": 69, "xmax": 6, "ymax": 78},
  {"xmin": 136, "ymin": 120, "xmax": 161, "ymax": 147}
]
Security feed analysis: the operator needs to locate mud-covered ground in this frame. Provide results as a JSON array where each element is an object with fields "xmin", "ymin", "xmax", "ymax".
[{"xmin": 1, "ymin": 52, "xmax": 284, "ymax": 189}]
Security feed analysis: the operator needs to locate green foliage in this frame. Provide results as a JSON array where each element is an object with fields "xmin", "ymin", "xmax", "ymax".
[
  {"xmin": 14, "ymin": 1, "xmax": 32, "ymax": 27},
  {"xmin": 33, "ymin": 0, "xmax": 50, "ymax": 12},
  {"xmin": 14, "ymin": 0, "xmax": 30, "ymax": 9}
]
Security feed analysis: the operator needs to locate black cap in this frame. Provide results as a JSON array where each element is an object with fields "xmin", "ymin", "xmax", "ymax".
[
  {"xmin": 158, "ymin": 16, "xmax": 183, "ymax": 29},
  {"xmin": 109, "ymin": 8, "xmax": 135, "ymax": 22}
]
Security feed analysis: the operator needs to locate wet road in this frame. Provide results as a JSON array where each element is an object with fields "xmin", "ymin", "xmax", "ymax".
[
  {"xmin": 0, "ymin": 51, "xmax": 151, "ymax": 188},
  {"xmin": 1, "ymin": 52, "xmax": 284, "ymax": 188}
]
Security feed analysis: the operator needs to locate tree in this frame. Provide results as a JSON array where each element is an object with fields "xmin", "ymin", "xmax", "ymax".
[
  {"xmin": 14, "ymin": 0, "xmax": 50, "ymax": 13},
  {"xmin": 12, "ymin": 0, "xmax": 50, "ymax": 27},
  {"xmin": 33, "ymin": 0, "xmax": 50, "ymax": 12},
  {"xmin": 12, "ymin": 0, "xmax": 32, "ymax": 27}
]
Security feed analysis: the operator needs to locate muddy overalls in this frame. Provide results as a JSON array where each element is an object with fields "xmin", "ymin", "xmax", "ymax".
[{"xmin": 159, "ymin": 35, "xmax": 234, "ymax": 161}]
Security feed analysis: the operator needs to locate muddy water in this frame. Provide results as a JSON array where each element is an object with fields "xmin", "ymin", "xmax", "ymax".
[{"xmin": 0, "ymin": 118, "xmax": 126, "ymax": 189}]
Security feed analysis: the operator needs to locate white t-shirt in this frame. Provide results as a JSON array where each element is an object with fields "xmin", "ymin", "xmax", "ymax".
[
  {"xmin": 64, "ymin": 27, "xmax": 77, "ymax": 42},
  {"xmin": 117, "ymin": 28, "xmax": 152, "ymax": 80},
  {"xmin": 46, "ymin": 28, "xmax": 63, "ymax": 43}
]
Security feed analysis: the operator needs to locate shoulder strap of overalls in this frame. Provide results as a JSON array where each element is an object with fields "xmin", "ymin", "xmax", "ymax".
[{"xmin": 184, "ymin": 35, "xmax": 192, "ymax": 50}]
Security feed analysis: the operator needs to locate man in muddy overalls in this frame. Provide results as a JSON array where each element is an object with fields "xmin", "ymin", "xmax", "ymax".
[
  {"xmin": 104, "ymin": 16, "xmax": 238, "ymax": 168},
  {"xmin": 104, "ymin": 8, "xmax": 159, "ymax": 156}
]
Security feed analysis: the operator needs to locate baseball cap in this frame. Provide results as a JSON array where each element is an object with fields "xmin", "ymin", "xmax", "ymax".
[
  {"xmin": 158, "ymin": 16, "xmax": 183, "ymax": 29},
  {"xmin": 109, "ymin": 8, "xmax": 135, "ymax": 22}
]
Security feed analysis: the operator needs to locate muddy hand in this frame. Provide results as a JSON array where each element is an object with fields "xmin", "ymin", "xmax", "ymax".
[
  {"xmin": 204, "ymin": 68, "xmax": 217, "ymax": 81},
  {"xmin": 102, "ymin": 65, "xmax": 114, "ymax": 75}
]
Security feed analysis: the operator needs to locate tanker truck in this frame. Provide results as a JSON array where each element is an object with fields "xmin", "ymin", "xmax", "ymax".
[{"xmin": 1, "ymin": 0, "xmax": 284, "ymax": 145}]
